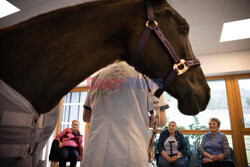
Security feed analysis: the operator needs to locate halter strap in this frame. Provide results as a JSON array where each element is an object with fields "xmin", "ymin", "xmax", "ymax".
[{"xmin": 131, "ymin": 0, "xmax": 200, "ymax": 98}]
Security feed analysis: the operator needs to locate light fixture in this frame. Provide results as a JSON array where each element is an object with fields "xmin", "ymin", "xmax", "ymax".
[
  {"xmin": 0, "ymin": 0, "xmax": 20, "ymax": 19},
  {"xmin": 220, "ymin": 18, "xmax": 250, "ymax": 42}
]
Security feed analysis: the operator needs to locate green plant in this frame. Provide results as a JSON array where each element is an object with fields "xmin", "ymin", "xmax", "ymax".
[
  {"xmin": 185, "ymin": 116, "xmax": 209, "ymax": 161},
  {"xmin": 188, "ymin": 116, "xmax": 209, "ymax": 130},
  {"xmin": 178, "ymin": 125, "xmax": 186, "ymax": 130}
]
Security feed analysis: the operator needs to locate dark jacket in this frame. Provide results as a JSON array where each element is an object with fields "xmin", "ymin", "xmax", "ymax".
[
  {"xmin": 157, "ymin": 129, "xmax": 187, "ymax": 156},
  {"xmin": 49, "ymin": 139, "xmax": 60, "ymax": 160}
]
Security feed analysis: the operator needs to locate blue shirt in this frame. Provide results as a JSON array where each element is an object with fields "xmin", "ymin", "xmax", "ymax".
[{"xmin": 201, "ymin": 131, "xmax": 231, "ymax": 161}]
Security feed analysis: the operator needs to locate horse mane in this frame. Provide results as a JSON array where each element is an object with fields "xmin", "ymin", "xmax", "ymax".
[
  {"xmin": 0, "ymin": 0, "xmax": 145, "ymax": 114},
  {"xmin": 1, "ymin": 0, "xmax": 119, "ymax": 31}
]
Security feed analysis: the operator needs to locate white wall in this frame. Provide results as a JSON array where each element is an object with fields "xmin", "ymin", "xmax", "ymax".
[
  {"xmin": 76, "ymin": 49, "xmax": 250, "ymax": 87},
  {"xmin": 197, "ymin": 50, "xmax": 250, "ymax": 76}
]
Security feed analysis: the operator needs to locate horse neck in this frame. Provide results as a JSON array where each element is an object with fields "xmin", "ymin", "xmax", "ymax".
[{"xmin": 0, "ymin": 0, "xmax": 144, "ymax": 114}]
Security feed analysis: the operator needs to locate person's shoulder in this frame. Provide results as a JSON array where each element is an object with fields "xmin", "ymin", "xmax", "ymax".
[
  {"xmin": 203, "ymin": 131, "xmax": 211, "ymax": 137},
  {"xmin": 59, "ymin": 127, "xmax": 71, "ymax": 134},
  {"xmin": 65, "ymin": 128, "xmax": 72, "ymax": 132},
  {"xmin": 218, "ymin": 131, "xmax": 226, "ymax": 136},
  {"xmin": 174, "ymin": 130, "xmax": 185, "ymax": 138},
  {"xmin": 176, "ymin": 129, "xmax": 184, "ymax": 135},
  {"xmin": 161, "ymin": 129, "xmax": 168, "ymax": 134}
]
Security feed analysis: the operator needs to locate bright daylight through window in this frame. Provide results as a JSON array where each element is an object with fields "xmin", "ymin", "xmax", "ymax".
[
  {"xmin": 164, "ymin": 80, "xmax": 231, "ymax": 130},
  {"xmin": 0, "ymin": 0, "xmax": 20, "ymax": 18}
]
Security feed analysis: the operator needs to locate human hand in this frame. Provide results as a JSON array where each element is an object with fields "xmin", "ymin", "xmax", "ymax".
[
  {"xmin": 217, "ymin": 154, "xmax": 224, "ymax": 161},
  {"xmin": 77, "ymin": 128, "xmax": 81, "ymax": 135},
  {"xmin": 210, "ymin": 155, "xmax": 218, "ymax": 161},
  {"xmin": 59, "ymin": 141, "xmax": 63, "ymax": 148},
  {"xmin": 202, "ymin": 158, "xmax": 213, "ymax": 164},
  {"xmin": 165, "ymin": 156, "xmax": 174, "ymax": 163},
  {"xmin": 170, "ymin": 156, "xmax": 178, "ymax": 163},
  {"xmin": 177, "ymin": 152, "xmax": 183, "ymax": 158}
]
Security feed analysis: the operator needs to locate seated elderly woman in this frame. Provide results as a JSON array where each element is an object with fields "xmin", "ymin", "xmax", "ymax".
[
  {"xmin": 157, "ymin": 121, "xmax": 188, "ymax": 167},
  {"xmin": 56, "ymin": 120, "xmax": 83, "ymax": 167},
  {"xmin": 201, "ymin": 117, "xmax": 234, "ymax": 167}
]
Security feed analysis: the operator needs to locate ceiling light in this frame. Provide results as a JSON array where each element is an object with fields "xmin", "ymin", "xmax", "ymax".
[
  {"xmin": 0, "ymin": 0, "xmax": 20, "ymax": 18},
  {"xmin": 220, "ymin": 18, "xmax": 250, "ymax": 42}
]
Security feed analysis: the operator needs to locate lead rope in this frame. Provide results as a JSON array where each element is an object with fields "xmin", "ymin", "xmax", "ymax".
[
  {"xmin": 143, "ymin": 75, "xmax": 160, "ymax": 163},
  {"xmin": 148, "ymin": 94, "xmax": 160, "ymax": 163}
]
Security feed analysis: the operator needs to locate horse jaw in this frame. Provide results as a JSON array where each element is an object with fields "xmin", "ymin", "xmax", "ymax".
[{"xmin": 168, "ymin": 67, "xmax": 210, "ymax": 115}]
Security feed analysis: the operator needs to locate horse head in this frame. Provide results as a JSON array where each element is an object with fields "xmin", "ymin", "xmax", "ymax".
[
  {"xmin": 128, "ymin": 0, "xmax": 210, "ymax": 115},
  {"xmin": 0, "ymin": 0, "xmax": 209, "ymax": 115}
]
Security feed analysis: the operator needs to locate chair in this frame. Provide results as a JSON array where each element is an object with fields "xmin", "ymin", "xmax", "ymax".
[
  {"xmin": 230, "ymin": 147, "xmax": 238, "ymax": 167},
  {"xmin": 50, "ymin": 140, "xmax": 83, "ymax": 167},
  {"xmin": 154, "ymin": 136, "xmax": 190, "ymax": 167},
  {"xmin": 199, "ymin": 147, "xmax": 238, "ymax": 167}
]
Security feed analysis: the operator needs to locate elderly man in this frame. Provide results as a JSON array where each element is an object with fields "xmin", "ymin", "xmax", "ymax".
[{"xmin": 157, "ymin": 121, "xmax": 189, "ymax": 167}]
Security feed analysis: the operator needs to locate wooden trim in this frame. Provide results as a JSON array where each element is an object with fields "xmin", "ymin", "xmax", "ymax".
[
  {"xmin": 226, "ymin": 76, "xmax": 245, "ymax": 167},
  {"xmin": 232, "ymin": 76, "xmax": 246, "ymax": 131},
  {"xmin": 156, "ymin": 129, "xmax": 232, "ymax": 135},
  {"xmin": 206, "ymin": 75, "xmax": 227, "ymax": 80},
  {"xmin": 233, "ymin": 73, "xmax": 250, "ymax": 79},
  {"xmin": 233, "ymin": 75, "xmax": 250, "ymax": 132},
  {"xmin": 70, "ymin": 87, "xmax": 88, "ymax": 92},
  {"xmin": 55, "ymin": 99, "xmax": 63, "ymax": 135},
  {"xmin": 232, "ymin": 75, "xmax": 249, "ymax": 166},
  {"xmin": 180, "ymin": 130, "xmax": 232, "ymax": 135},
  {"xmin": 205, "ymin": 73, "xmax": 250, "ymax": 80},
  {"xmin": 85, "ymin": 123, "xmax": 90, "ymax": 145}
]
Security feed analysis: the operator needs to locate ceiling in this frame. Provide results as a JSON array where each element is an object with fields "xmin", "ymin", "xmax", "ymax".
[{"xmin": 0, "ymin": 0, "xmax": 249, "ymax": 56}]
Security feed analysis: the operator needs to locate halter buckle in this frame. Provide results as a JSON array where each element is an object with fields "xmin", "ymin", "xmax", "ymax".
[
  {"xmin": 173, "ymin": 59, "xmax": 189, "ymax": 75},
  {"xmin": 145, "ymin": 20, "xmax": 158, "ymax": 29}
]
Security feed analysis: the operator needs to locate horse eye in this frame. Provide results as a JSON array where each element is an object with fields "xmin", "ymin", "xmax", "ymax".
[
  {"xmin": 178, "ymin": 23, "xmax": 189, "ymax": 34},
  {"xmin": 182, "ymin": 24, "xmax": 189, "ymax": 33},
  {"xmin": 186, "ymin": 25, "xmax": 190, "ymax": 33}
]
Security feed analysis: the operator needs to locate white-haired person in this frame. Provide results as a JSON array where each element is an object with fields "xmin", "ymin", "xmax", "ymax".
[
  {"xmin": 157, "ymin": 121, "xmax": 189, "ymax": 167},
  {"xmin": 201, "ymin": 117, "xmax": 234, "ymax": 167},
  {"xmin": 56, "ymin": 120, "xmax": 83, "ymax": 167}
]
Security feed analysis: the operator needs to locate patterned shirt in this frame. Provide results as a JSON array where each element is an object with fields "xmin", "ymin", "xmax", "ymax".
[{"xmin": 201, "ymin": 131, "xmax": 231, "ymax": 160}]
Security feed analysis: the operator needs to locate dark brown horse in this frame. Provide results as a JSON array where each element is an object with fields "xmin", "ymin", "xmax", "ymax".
[{"xmin": 0, "ymin": 0, "xmax": 210, "ymax": 116}]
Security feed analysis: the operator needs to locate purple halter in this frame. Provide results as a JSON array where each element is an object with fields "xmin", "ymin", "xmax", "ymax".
[{"xmin": 131, "ymin": 0, "xmax": 200, "ymax": 98}]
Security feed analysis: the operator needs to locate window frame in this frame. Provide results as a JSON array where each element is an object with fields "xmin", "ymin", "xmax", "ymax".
[{"xmin": 55, "ymin": 74, "xmax": 250, "ymax": 166}]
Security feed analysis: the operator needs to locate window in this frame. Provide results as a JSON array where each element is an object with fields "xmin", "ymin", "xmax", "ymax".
[
  {"xmin": 60, "ymin": 91, "xmax": 88, "ymax": 142},
  {"xmin": 56, "ymin": 74, "xmax": 250, "ymax": 166},
  {"xmin": 238, "ymin": 79, "xmax": 250, "ymax": 128},
  {"xmin": 164, "ymin": 80, "xmax": 231, "ymax": 130},
  {"xmin": 58, "ymin": 90, "xmax": 88, "ymax": 167},
  {"xmin": 160, "ymin": 79, "xmax": 235, "ymax": 165},
  {"xmin": 244, "ymin": 135, "xmax": 250, "ymax": 166}
]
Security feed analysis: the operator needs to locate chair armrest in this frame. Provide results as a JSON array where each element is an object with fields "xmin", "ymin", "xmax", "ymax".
[{"xmin": 78, "ymin": 143, "xmax": 83, "ymax": 161}]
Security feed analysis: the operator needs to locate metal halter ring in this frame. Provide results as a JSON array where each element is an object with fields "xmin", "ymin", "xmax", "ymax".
[
  {"xmin": 173, "ymin": 59, "xmax": 189, "ymax": 75},
  {"xmin": 145, "ymin": 20, "xmax": 158, "ymax": 29}
]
